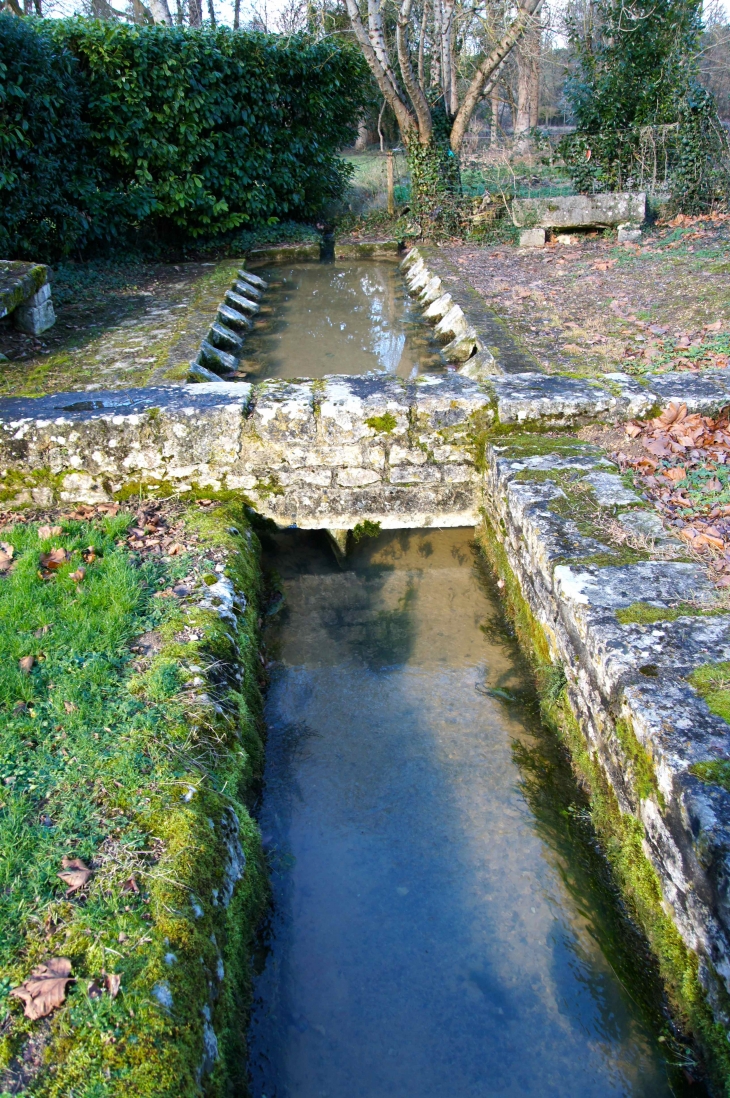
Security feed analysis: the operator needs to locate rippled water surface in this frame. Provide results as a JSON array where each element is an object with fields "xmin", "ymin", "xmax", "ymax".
[
  {"xmin": 239, "ymin": 261, "xmax": 446, "ymax": 380},
  {"xmin": 248, "ymin": 527, "xmax": 690, "ymax": 1098}
]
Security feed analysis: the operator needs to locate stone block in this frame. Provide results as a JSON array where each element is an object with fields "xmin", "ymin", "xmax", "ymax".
[
  {"xmin": 225, "ymin": 290, "xmax": 259, "ymax": 315},
  {"xmin": 0, "ymin": 260, "xmax": 49, "ymax": 320},
  {"xmin": 237, "ymin": 269, "xmax": 267, "ymax": 292},
  {"xmin": 188, "ymin": 361, "xmax": 223, "ymax": 384},
  {"xmin": 218, "ymin": 304, "xmax": 253, "ymax": 332},
  {"xmin": 617, "ymin": 223, "xmax": 643, "ymax": 244},
  {"xmin": 233, "ymin": 278, "xmax": 262, "ymax": 301},
  {"xmin": 14, "ymin": 297, "xmax": 55, "ymax": 336},
  {"xmin": 519, "ymin": 228, "xmax": 546, "ymax": 249},
  {"xmin": 442, "ymin": 328, "xmax": 479, "ymax": 363},
  {"xmin": 208, "ymin": 322, "xmax": 244, "ymax": 354},
  {"xmin": 512, "ymin": 192, "xmax": 646, "ymax": 230},
  {"xmin": 199, "ymin": 341, "xmax": 238, "ymax": 377}
]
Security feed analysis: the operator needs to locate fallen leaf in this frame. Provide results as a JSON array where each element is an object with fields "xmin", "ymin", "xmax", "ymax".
[
  {"xmin": 58, "ymin": 856, "xmax": 92, "ymax": 894},
  {"xmin": 38, "ymin": 525, "xmax": 62, "ymax": 539},
  {"xmin": 19, "ymin": 655, "xmax": 34, "ymax": 674},
  {"xmin": 706, "ymin": 320, "xmax": 723, "ymax": 331},
  {"xmin": 105, "ymin": 973, "xmax": 121, "ymax": 998},
  {"xmin": 706, "ymin": 478, "xmax": 723, "ymax": 492},
  {"xmin": 197, "ymin": 499, "xmax": 212, "ymax": 508},
  {"xmin": 0, "ymin": 540, "xmax": 15, "ymax": 574},
  {"xmin": 39, "ymin": 548, "xmax": 70, "ymax": 571},
  {"xmin": 81, "ymin": 547, "xmax": 97, "ymax": 564},
  {"xmin": 563, "ymin": 343, "xmax": 583, "ymax": 354},
  {"xmin": 63, "ymin": 700, "xmax": 77, "ymax": 714},
  {"xmin": 121, "ymin": 876, "xmax": 139, "ymax": 893},
  {"xmin": 87, "ymin": 981, "xmax": 103, "ymax": 999},
  {"xmin": 34, "ymin": 624, "xmax": 51, "ymax": 638},
  {"xmin": 69, "ymin": 567, "xmax": 86, "ymax": 583},
  {"xmin": 624, "ymin": 423, "xmax": 643, "ymax": 438},
  {"xmin": 168, "ymin": 543, "xmax": 184, "ymax": 556},
  {"xmin": 664, "ymin": 467, "xmax": 687, "ymax": 482},
  {"xmin": 10, "ymin": 958, "xmax": 73, "ymax": 1020}
]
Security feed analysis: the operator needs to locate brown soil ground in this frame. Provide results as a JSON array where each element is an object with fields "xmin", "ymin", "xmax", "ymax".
[{"xmin": 443, "ymin": 213, "xmax": 730, "ymax": 378}]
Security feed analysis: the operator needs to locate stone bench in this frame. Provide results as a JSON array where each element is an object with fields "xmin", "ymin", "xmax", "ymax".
[
  {"xmin": 512, "ymin": 193, "xmax": 646, "ymax": 248},
  {"xmin": 0, "ymin": 260, "xmax": 56, "ymax": 336}
]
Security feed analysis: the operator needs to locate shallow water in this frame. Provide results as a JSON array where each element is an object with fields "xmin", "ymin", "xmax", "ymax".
[
  {"xmin": 239, "ymin": 261, "xmax": 446, "ymax": 380},
  {"xmin": 248, "ymin": 527, "xmax": 692, "ymax": 1098}
]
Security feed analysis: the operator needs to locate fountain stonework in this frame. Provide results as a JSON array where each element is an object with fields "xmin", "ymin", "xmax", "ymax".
[{"xmin": 7, "ymin": 248, "xmax": 730, "ymax": 1065}]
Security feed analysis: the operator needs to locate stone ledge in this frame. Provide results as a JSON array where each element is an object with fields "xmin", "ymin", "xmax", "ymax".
[
  {"xmin": 485, "ymin": 435, "xmax": 730, "ymax": 1037},
  {"xmin": 0, "ymin": 259, "xmax": 55, "ymax": 335}
]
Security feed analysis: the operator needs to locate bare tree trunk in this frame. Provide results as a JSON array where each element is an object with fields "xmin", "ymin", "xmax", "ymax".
[
  {"xmin": 188, "ymin": 0, "xmax": 202, "ymax": 26},
  {"xmin": 207, "ymin": 0, "xmax": 216, "ymax": 23},
  {"xmin": 33, "ymin": 0, "xmax": 42, "ymax": 14},
  {"xmin": 418, "ymin": 0, "xmax": 429, "ymax": 91},
  {"xmin": 148, "ymin": 0, "xmax": 173, "ymax": 22},
  {"xmin": 377, "ymin": 99, "xmax": 386, "ymax": 152},
  {"xmin": 430, "ymin": 0, "xmax": 441, "ymax": 92},
  {"xmin": 515, "ymin": 22, "xmax": 540, "ymax": 145},
  {"xmin": 354, "ymin": 118, "xmax": 370, "ymax": 150},
  {"xmin": 233, "ymin": 0, "xmax": 240, "ymax": 26},
  {"xmin": 441, "ymin": 0, "xmax": 454, "ymax": 111},
  {"xmin": 490, "ymin": 82, "xmax": 500, "ymax": 146}
]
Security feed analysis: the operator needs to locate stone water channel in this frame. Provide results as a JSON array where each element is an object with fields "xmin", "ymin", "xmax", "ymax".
[{"xmin": 247, "ymin": 524, "xmax": 695, "ymax": 1095}]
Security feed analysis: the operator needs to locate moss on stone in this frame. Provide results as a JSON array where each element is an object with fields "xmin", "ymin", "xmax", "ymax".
[
  {"xmin": 614, "ymin": 717, "xmax": 664, "ymax": 807},
  {"xmin": 691, "ymin": 760, "xmax": 730, "ymax": 793},
  {"xmin": 365, "ymin": 413, "xmax": 398, "ymax": 434},
  {"xmin": 688, "ymin": 661, "xmax": 730, "ymax": 724},
  {"xmin": 617, "ymin": 602, "xmax": 724, "ymax": 625}
]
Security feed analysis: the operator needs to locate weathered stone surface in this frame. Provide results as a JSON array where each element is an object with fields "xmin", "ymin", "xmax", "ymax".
[
  {"xmin": 519, "ymin": 227, "xmax": 546, "ymax": 248},
  {"xmin": 217, "ymin": 304, "xmax": 253, "ymax": 332},
  {"xmin": 0, "ymin": 375, "xmax": 488, "ymax": 529},
  {"xmin": 199, "ymin": 342, "xmax": 238, "ymax": 377},
  {"xmin": 14, "ymin": 298, "xmax": 56, "ymax": 336},
  {"xmin": 512, "ymin": 192, "xmax": 646, "ymax": 230},
  {"xmin": 188, "ymin": 362, "xmax": 223, "ymax": 384},
  {"xmin": 237, "ymin": 269, "xmax": 267, "ymax": 291},
  {"xmin": 333, "ymin": 240, "xmax": 400, "ymax": 259},
  {"xmin": 618, "ymin": 224, "xmax": 643, "ymax": 244},
  {"xmin": 485, "ymin": 435, "xmax": 730, "ymax": 1029},
  {"xmin": 208, "ymin": 322, "xmax": 244, "ymax": 354},
  {"xmin": 247, "ymin": 243, "xmax": 320, "ymax": 266},
  {"xmin": 224, "ymin": 290, "xmax": 259, "ymax": 316},
  {"xmin": 0, "ymin": 260, "xmax": 49, "ymax": 320}
]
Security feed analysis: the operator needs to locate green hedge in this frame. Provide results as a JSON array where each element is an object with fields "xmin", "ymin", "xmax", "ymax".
[{"xmin": 0, "ymin": 17, "xmax": 368, "ymax": 259}]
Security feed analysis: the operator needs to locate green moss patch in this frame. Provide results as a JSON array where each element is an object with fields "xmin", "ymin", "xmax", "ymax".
[
  {"xmin": 617, "ymin": 602, "xmax": 723, "ymax": 625},
  {"xmin": 0, "ymin": 503, "xmax": 267, "ymax": 1096},
  {"xmin": 690, "ymin": 760, "xmax": 730, "ymax": 793},
  {"xmin": 365, "ymin": 413, "xmax": 397, "ymax": 434},
  {"xmin": 688, "ymin": 661, "xmax": 730, "ymax": 724}
]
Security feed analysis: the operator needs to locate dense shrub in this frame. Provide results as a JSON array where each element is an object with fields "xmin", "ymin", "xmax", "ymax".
[
  {"xmin": 559, "ymin": 0, "xmax": 730, "ymax": 211},
  {"xmin": 0, "ymin": 17, "xmax": 368, "ymax": 259}
]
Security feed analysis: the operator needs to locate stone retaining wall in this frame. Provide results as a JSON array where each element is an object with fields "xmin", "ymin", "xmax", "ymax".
[{"xmin": 483, "ymin": 438, "xmax": 730, "ymax": 1031}]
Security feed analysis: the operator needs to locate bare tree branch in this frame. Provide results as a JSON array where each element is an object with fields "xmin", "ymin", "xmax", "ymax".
[
  {"xmin": 345, "ymin": 0, "xmax": 419, "ymax": 137},
  {"xmin": 450, "ymin": 0, "xmax": 543, "ymax": 151}
]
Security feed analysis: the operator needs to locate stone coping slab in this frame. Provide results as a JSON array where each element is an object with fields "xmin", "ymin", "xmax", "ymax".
[
  {"xmin": 511, "ymin": 192, "xmax": 646, "ymax": 231},
  {"xmin": 0, "ymin": 260, "xmax": 50, "ymax": 320},
  {"xmin": 485, "ymin": 434, "xmax": 730, "ymax": 1022}
]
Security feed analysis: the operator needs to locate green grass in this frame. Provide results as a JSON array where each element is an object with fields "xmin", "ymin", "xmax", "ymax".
[
  {"xmin": 0, "ymin": 504, "xmax": 267, "ymax": 1096},
  {"xmin": 688, "ymin": 660, "xmax": 730, "ymax": 724}
]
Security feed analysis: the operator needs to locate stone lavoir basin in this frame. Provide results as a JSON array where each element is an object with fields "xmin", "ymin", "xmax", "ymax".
[
  {"xmin": 236, "ymin": 260, "xmax": 447, "ymax": 381},
  {"xmin": 247, "ymin": 526, "xmax": 696, "ymax": 1097}
]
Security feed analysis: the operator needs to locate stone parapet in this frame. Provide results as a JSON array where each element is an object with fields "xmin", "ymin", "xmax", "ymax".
[
  {"xmin": 484, "ymin": 437, "xmax": 730, "ymax": 1048},
  {"xmin": 511, "ymin": 192, "xmax": 647, "ymax": 231}
]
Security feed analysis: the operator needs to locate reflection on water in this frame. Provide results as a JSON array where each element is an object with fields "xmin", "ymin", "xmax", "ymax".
[
  {"xmin": 239, "ymin": 262, "xmax": 446, "ymax": 380},
  {"xmin": 248, "ymin": 528, "xmax": 694, "ymax": 1098}
]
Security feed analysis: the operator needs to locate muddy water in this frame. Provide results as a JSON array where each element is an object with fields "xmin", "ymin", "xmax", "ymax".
[
  {"xmin": 248, "ymin": 528, "xmax": 690, "ymax": 1098},
  {"xmin": 239, "ymin": 261, "xmax": 446, "ymax": 380}
]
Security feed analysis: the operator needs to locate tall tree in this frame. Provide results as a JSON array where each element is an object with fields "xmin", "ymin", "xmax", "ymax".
[{"xmin": 344, "ymin": 0, "xmax": 542, "ymax": 215}]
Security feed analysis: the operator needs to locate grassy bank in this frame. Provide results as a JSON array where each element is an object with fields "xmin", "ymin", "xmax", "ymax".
[{"xmin": 0, "ymin": 499, "xmax": 267, "ymax": 1097}]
